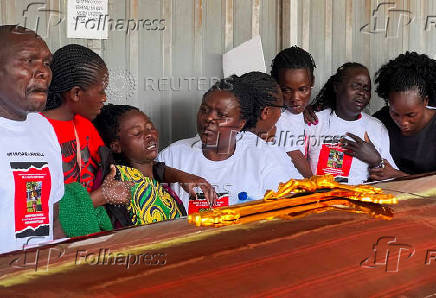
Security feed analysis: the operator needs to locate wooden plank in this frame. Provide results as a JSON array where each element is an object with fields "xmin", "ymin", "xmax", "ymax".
[
  {"xmin": 345, "ymin": 0, "xmax": 353, "ymax": 61},
  {"xmin": 260, "ymin": 0, "xmax": 278, "ymax": 73},
  {"xmin": 103, "ymin": 0, "xmax": 128, "ymax": 105},
  {"xmin": 301, "ymin": 0, "xmax": 310, "ymax": 50},
  {"xmin": 128, "ymin": 0, "xmax": 139, "ymax": 108},
  {"xmin": 170, "ymin": 0, "xmax": 196, "ymax": 143},
  {"xmin": 252, "ymin": 0, "xmax": 260, "ymax": 37},
  {"xmin": 425, "ymin": 0, "xmax": 436, "ymax": 59},
  {"xmin": 331, "ymin": 0, "xmax": 346, "ymax": 71},
  {"xmin": 324, "ymin": 0, "xmax": 333, "ymax": 76},
  {"xmin": 289, "ymin": 0, "xmax": 298, "ymax": 46},
  {"xmin": 309, "ymin": 0, "xmax": 325, "ymax": 93},
  {"xmin": 159, "ymin": 0, "xmax": 173, "ymax": 146},
  {"xmin": 224, "ymin": 0, "xmax": 234, "ymax": 52},
  {"xmin": 233, "ymin": 0, "xmax": 252, "ymax": 47},
  {"xmin": 4, "ymin": 0, "xmax": 16, "ymax": 24},
  {"xmin": 1, "ymin": 175, "xmax": 436, "ymax": 296},
  {"xmin": 204, "ymin": 0, "xmax": 223, "ymax": 79},
  {"xmin": 137, "ymin": 0, "xmax": 163, "ymax": 129}
]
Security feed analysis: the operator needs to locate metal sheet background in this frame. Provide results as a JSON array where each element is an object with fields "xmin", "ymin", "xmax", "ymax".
[{"xmin": 1, "ymin": 0, "xmax": 435, "ymax": 147}]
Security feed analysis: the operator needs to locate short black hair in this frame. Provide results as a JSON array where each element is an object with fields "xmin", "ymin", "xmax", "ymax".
[
  {"xmin": 46, "ymin": 44, "xmax": 107, "ymax": 110},
  {"xmin": 271, "ymin": 46, "xmax": 316, "ymax": 82},
  {"xmin": 312, "ymin": 62, "xmax": 367, "ymax": 111},
  {"xmin": 375, "ymin": 51, "xmax": 436, "ymax": 105},
  {"xmin": 93, "ymin": 104, "xmax": 139, "ymax": 147},
  {"xmin": 203, "ymin": 71, "xmax": 279, "ymax": 130},
  {"xmin": 93, "ymin": 104, "xmax": 140, "ymax": 166}
]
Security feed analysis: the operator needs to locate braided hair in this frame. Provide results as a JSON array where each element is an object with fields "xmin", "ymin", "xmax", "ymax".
[
  {"xmin": 46, "ymin": 44, "xmax": 107, "ymax": 110},
  {"xmin": 375, "ymin": 51, "xmax": 436, "ymax": 106},
  {"xmin": 93, "ymin": 104, "xmax": 139, "ymax": 165},
  {"xmin": 203, "ymin": 72, "xmax": 279, "ymax": 130},
  {"xmin": 271, "ymin": 46, "xmax": 316, "ymax": 82},
  {"xmin": 312, "ymin": 62, "xmax": 367, "ymax": 111}
]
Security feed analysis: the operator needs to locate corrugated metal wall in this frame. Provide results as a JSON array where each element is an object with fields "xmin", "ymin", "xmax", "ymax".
[
  {"xmin": 281, "ymin": 0, "xmax": 436, "ymax": 115},
  {"xmin": 1, "ymin": 0, "xmax": 436, "ymax": 147}
]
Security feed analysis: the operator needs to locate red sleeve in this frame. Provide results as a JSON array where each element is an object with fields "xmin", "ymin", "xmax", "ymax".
[{"xmin": 75, "ymin": 115, "xmax": 104, "ymax": 163}]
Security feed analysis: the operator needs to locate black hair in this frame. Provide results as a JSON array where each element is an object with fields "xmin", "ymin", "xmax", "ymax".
[
  {"xmin": 375, "ymin": 51, "xmax": 436, "ymax": 106},
  {"xmin": 271, "ymin": 46, "xmax": 316, "ymax": 82},
  {"xmin": 312, "ymin": 62, "xmax": 367, "ymax": 111},
  {"xmin": 202, "ymin": 71, "xmax": 279, "ymax": 130},
  {"xmin": 93, "ymin": 104, "xmax": 139, "ymax": 165},
  {"xmin": 46, "ymin": 44, "xmax": 107, "ymax": 110}
]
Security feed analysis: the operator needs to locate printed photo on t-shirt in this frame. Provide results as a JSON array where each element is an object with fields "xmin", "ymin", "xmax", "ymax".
[
  {"xmin": 327, "ymin": 149, "xmax": 344, "ymax": 169},
  {"xmin": 26, "ymin": 181, "xmax": 43, "ymax": 213},
  {"xmin": 189, "ymin": 192, "xmax": 229, "ymax": 213},
  {"xmin": 316, "ymin": 143, "xmax": 353, "ymax": 183},
  {"xmin": 11, "ymin": 162, "xmax": 51, "ymax": 239}
]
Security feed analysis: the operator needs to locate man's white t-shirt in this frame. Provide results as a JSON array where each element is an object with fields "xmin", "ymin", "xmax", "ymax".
[
  {"xmin": 273, "ymin": 111, "xmax": 306, "ymax": 153},
  {"xmin": 158, "ymin": 132, "xmax": 302, "ymax": 213},
  {"xmin": 306, "ymin": 108, "xmax": 396, "ymax": 185},
  {"xmin": 0, "ymin": 113, "xmax": 64, "ymax": 254}
]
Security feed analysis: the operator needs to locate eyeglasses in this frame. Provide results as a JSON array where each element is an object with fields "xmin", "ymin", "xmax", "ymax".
[{"xmin": 268, "ymin": 103, "xmax": 288, "ymax": 113}]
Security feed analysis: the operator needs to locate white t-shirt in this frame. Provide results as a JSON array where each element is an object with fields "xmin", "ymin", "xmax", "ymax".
[
  {"xmin": 306, "ymin": 109, "xmax": 397, "ymax": 185},
  {"xmin": 158, "ymin": 132, "xmax": 302, "ymax": 213},
  {"xmin": 273, "ymin": 111, "xmax": 306, "ymax": 153},
  {"xmin": 0, "ymin": 113, "xmax": 64, "ymax": 254}
]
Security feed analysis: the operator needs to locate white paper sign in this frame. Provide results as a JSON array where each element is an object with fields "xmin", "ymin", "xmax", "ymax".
[
  {"xmin": 222, "ymin": 35, "xmax": 266, "ymax": 77},
  {"xmin": 67, "ymin": 0, "xmax": 108, "ymax": 39}
]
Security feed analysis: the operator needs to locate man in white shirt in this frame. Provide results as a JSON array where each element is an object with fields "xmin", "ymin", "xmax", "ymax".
[{"xmin": 0, "ymin": 25, "xmax": 64, "ymax": 254}]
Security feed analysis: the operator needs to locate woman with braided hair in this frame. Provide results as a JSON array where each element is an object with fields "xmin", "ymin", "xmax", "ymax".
[
  {"xmin": 158, "ymin": 72, "xmax": 300, "ymax": 213},
  {"xmin": 42, "ymin": 44, "xmax": 217, "ymax": 230},
  {"xmin": 42, "ymin": 44, "xmax": 132, "ymax": 207},
  {"xmin": 306, "ymin": 62, "xmax": 397, "ymax": 184},
  {"xmin": 371, "ymin": 52, "xmax": 436, "ymax": 179}
]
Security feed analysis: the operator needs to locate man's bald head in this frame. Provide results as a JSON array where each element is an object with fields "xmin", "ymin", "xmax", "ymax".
[
  {"xmin": 0, "ymin": 25, "xmax": 44, "ymax": 64},
  {"xmin": 0, "ymin": 25, "xmax": 52, "ymax": 120}
]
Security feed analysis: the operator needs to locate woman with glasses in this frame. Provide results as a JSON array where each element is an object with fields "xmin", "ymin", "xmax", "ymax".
[
  {"xmin": 158, "ymin": 72, "xmax": 301, "ymax": 213},
  {"xmin": 271, "ymin": 46, "xmax": 316, "ymax": 177},
  {"xmin": 306, "ymin": 62, "xmax": 397, "ymax": 185}
]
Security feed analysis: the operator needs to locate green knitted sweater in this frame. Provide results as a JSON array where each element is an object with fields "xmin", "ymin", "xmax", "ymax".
[{"xmin": 59, "ymin": 182, "xmax": 113, "ymax": 238}]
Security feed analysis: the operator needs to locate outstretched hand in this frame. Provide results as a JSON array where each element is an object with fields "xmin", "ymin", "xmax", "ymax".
[{"xmin": 100, "ymin": 165, "xmax": 135, "ymax": 205}]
